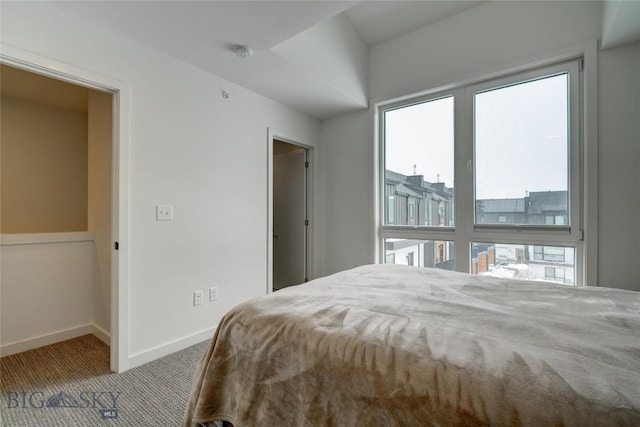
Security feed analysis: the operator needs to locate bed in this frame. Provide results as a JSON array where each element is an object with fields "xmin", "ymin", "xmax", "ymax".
[{"xmin": 183, "ymin": 264, "xmax": 640, "ymax": 426}]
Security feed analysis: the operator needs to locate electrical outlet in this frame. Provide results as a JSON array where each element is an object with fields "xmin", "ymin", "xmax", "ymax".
[
  {"xmin": 209, "ymin": 287, "xmax": 218, "ymax": 302},
  {"xmin": 156, "ymin": 204, "xmax": 173, "ymax": 221},
  {"xmin": 193, "ymin": 290, "xmax": 203, "ymax": 306}
]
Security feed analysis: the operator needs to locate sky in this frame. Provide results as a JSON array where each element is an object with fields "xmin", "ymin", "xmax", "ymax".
[
  {"xmin": 385, "ymin": 74, "xmax": 568, "ymax": 199},
  {"xmin": 385, "ymin": 96, "xmax": 455, "ymax": 186}
]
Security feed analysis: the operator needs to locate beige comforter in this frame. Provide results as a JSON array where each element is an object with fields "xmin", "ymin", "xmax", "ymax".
[{"xmin": 184, "ymin": 264, "xmax": 640, "ymax": 426}]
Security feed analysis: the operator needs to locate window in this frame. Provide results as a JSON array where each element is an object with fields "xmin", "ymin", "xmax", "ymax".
[
  {"xmin": 533, "ymin": 246, "xmax": 566, "ymax": 263},
  {"xmin": 545, "ymin": 267, "xmax": 566, "ymax": 283},
  {"xmin": 384, "ymin": 238, "xmax": 455, "ymax": 270},
  {"xmin": 408, "ymin": 198, "xmax": 416, "ymax": 225},
  {"xmin": 406, "ymin": 252, "xmax": 415, "ymax": 266},
  {"xmin": 386, "ymin": 184, "xmax": 396, "ymax": 224},
  {"xmin": 379, "ymin": 59, "xmax": 585, "ymax": 284},
  {"xmin": 473, "ymin": 243, "xmax": 575, "ymax": 284},
  {"xmin": 545, "ymin": 215, "xmax": 567, "ymax": 225},
  {"xmin": 475, "ymin": 74, "xmax": 568, "ymax": 226},
  {"xmin": 383, "ymin": 95, "xmax": 454, "ymax": 229}
]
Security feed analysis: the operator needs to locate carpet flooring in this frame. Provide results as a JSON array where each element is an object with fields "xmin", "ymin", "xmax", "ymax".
[{"xmin": 0, "ymin": 334, "xmax": 209, "ymax": 426}]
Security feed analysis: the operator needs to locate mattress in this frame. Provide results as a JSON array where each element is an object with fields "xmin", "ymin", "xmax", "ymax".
[{"xmin": 184, "ymin": 264, "xmax": 640, "ymax": 426}]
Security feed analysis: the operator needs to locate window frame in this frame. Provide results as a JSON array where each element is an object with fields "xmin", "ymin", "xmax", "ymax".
[
  {"xmin": 534, "ymin": 246, "xmax": 567, "ymax": 263},
  {"xmin": 468, "ymin": 62, "xmax": 580, "ymax": 237},
  {"xmin": 377, "ymin": 58, "xmax": 588, "ymax": 285}
]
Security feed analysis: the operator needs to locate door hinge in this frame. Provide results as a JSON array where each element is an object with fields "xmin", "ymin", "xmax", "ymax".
[
  {"xmin": 305, "ymin": 219, "xmax": 309, "ymax": 227},
  {"xmin": 114, "ymin": 241, "xmax": 119, "ymax": 250},
  {"xmin": 578, "ymin": 58, "xmax": 584, "ymax": 71},
  {"xmin": 305, "ymin": 161, "xmax": 309, "ymax": 168}
]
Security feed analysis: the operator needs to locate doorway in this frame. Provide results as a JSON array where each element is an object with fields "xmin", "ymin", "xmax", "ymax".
[
  {"xmin": 272, "ymin": 140, "xmax": 308, "ymax": 291},
  {"xmin": 0, "ymin": 63, "xmax": 112, "ymax": 360},
  {"xmin": 267, "ymin": 131, "xmax": 312, "ymax": 293},
  {"xmin": 0, "ymin": 46, "xmax": 128, "ymax": 372}
]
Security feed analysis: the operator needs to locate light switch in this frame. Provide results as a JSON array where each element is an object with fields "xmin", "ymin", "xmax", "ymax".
[{"xmin": 156, "ymin": 204, "xmax": 173, "ymax": 221}]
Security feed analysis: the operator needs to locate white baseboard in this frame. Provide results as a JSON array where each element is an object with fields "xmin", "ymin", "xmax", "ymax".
[
  {"xmin": 1, "ymin": 324, "xmax": 214, "ymax": 370},
  {"xmin": 91, "ymin": 323, "xmax": 111, "ymax": 346},
  {"xmin": 0, "ymin": 324, "xmax": 93, "ymax": 357},
  {"xmin": 127, "ymin": 326, "xmax": 216, "ymax": 369}
]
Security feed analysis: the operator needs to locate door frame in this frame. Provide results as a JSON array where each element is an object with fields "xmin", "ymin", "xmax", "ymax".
[
  {"xmin": 267, "ymin": 128, "xmax": 313, "ymax": 294},
  {"xmin": 1, "ymin": 43, "xmax": 130, "ymax": 373}
]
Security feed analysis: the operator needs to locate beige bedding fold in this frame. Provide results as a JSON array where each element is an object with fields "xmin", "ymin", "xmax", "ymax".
[{"xmin": 184, "ymin": 264, "xmax": 640, "ymax": 427}]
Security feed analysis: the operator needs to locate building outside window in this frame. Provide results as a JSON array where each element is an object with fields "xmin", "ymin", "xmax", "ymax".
[
  {"xmin": 378, "ymin": 59, "xmax": 585, "ymax": 285},
  {"xmin": 408, "ymin": 198, "xmax": 416, "ymax": 225},
  {"xmin": 545, "ymin": 266, "xmax": 566, "ymax": 282},
  {"xmin": 534, "ymin": 246, "xmax": 566, "ymax": 262},
  {"xmin": 385, "ymin": 184, "xmax": 396, "ymax": 224}
]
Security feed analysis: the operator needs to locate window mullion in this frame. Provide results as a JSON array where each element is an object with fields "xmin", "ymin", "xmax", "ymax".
[
  {"xmin": 568, "ymin": 60, "xmax": 581, "ymax": 242},
  {"xmin": 454, "ymin": 87, "xmax": 473, "ymax": 273}
]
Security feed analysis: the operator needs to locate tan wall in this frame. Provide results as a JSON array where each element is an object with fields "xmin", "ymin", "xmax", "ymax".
[
  {"xmin": 478, "ymin": 253, "xmax": 488, "ymax": 273},
  {"xmin": 88, "ymin": 90, "xmax": 112, "ymax": 334},
  {"xmin": 1, "ymin": 95, "xmax": 88, "ymax": 233}
]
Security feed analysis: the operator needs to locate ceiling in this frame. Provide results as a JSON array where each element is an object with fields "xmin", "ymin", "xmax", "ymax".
[
  {"xmin": 40, "ymin": 1, "xmax": 640, "ymax": 120},
  {"xmin": 601, "ymin": 0, "xmax": 640, "ymax": 49},
  {"xmin": 345, "ymin": 1, "xmax": 483, "ymax": 45},
  {"xmin": 49, "ymin": 1, "xmax": 483, "ymax": 120}
]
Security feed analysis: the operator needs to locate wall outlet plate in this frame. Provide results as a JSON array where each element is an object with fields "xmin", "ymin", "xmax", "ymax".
[
  {"xmin": 209, "ymin": 287, "xmax": 218, "ymax": 302},
  {"xmin": 156, "ymin": 204, "xmax": 173, "ymax": 221},
  {"xmin": 193, "ymin": 290, "xmax": 203, "ymax": 306}
]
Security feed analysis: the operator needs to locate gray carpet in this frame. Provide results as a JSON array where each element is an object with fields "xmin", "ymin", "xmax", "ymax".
[{"xmin": 0, "ymin": 334, "xmax": 209, "ymax": 426}]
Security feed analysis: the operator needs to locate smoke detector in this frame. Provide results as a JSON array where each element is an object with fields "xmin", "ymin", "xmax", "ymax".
[{"xmin": 234, "ymin": 45, "xmax": 254, "ymax": 60}]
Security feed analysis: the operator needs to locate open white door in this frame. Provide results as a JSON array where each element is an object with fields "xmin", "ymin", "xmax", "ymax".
[{"xmin": 272, "ymin": 142, "xmax": 308, "ymax": 291}]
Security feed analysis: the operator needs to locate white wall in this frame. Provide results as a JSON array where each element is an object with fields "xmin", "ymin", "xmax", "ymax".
[
  {"xmin": 369, "ymin": 1, "xmax": 601, "ymax": 103},
  {"xmin": 598, "ymin": 40, "xmax": 640, "ymax": 291},
  {"xmin": 319, "ymin": 1, "xmax": 640, "ymax": 291},
  {"xmin": 1, "ymin": 2, "xmax": 320, "ymax": 365},
  {"xmin": 0, "ymin": 234, "xmax": 95, "ymax": 356},
  {"xmin": 317, "ymin": 110, "xmax": 373, "ymax": 276}
]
